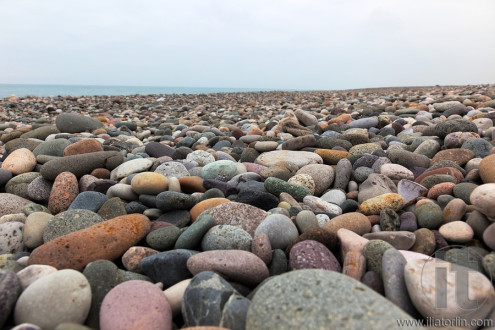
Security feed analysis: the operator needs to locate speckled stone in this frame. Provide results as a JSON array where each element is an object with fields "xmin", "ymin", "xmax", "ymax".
[
  {"xmin": 470, "ymin": 183, "xmax": 495, "ymax": 219},
  {"xmin": 264, "ymin": 177, "xmax": 310, "ymax": 202},
  {"xmin": 414, "ymin": 203, "xmax": 443, "ymax": 229},
  {"xmin": 358, "ymin": 193, "xmax": 405, "ymax": 215},
  {"xmin": 48, "ymin": 172, "xmax": 79, "ymax": 215},
  {"xmin": 251, "ymin": 233, "xmax": 272, "ymax": 264},
  {"xmin": 209, "ymin": 202, "xmax": 268, "ymax": 237},
  {"xmin": 362, "ymin": 240, "xmax": 395, "ymax": 276},
  {"xmin": 201, "ymin": 225, "xmax": 252, "ymax": 251},
  {"xmin": 289, "ymin": 240, "xmax": 341, "ymax": 272},
  {"xmin": 43, "ymin": 209, "xmax": 105, "ymax": 242},
  {"xmin": 410, "ymin": 228, "xmax": 436, "ymax": 255},
  {"xmin": 0, "ymin": 193, "xmax": 32, "ymax": 218},
  {"xmin": 0, "ymin": 222, "xmax": 25, "ymax": 254},
  {"xmin": 146, "ymin": 225, "xmax": 181, "ymax": 251},
  {"xmin": 246, "ymin": 269, "xmax": 421, "ymax": 330},
  {"xmin": 174, "ymin": 214, "xmax": 216, "ymax": 250},
  {"xmin": 1, "ymin": 148, "xmax": 37, "ymax": 175},
  {"xmin": 323, "ymin": 212, "xmax": 371, "ymax": 236}
]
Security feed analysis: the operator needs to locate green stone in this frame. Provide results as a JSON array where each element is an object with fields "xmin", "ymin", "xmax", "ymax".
[
  {"xmin": 414, "ymin": 203, "xmax": 443, "ymax": 229},
  {"xmin": 362, "ymin": 240, "xmax": 395, "ymax": 276},
  {"xmin": 419, "ymin": 174, "xmax": 457, "ymax": 189},
  {"xmin": 264, "ymin": 177, "xmax": 310, "ymax": 202}
]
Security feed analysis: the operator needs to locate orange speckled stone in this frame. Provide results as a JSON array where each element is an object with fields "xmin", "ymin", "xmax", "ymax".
[
  {"xmin": 328, "ymin": 114, "xmax": 352, "ymax": 125},
  {"xmin": 189, "ymin": 198, "xmax": 230, "ymax": 222},
  {"xmin": 48, "ymin": 172, "xmax": 79, "ymax": 214},
  {"xmin": 247, "ymin": 127, "xmax": 263, "ymax": 135},
  {"xmin": 27, "ymin": 214, "xmax": 151, "ymax": 270},
  {"xmin": 314, "ymin": 149, "xmax": 350, "ymax": 165},
  {"xmin": 430, "ymin": 149, "xmax": 475, "ymax": 167},
  {"xmin": 179, "ymin": 176, "xmax": 206, "ymax": 194},
  {"xmin": 63, "ymin": 138, "xmax": 103, "ymax": 156},
  {"xmin": 358, "ymin": 193, "xmax": 405, "ymax": 215}
]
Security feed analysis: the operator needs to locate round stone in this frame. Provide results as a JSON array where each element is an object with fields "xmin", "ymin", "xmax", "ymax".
[
  {"xmin": 479, "ymin": 154, "xmax": 495, "ymax": 183},
  {"xmin": 439, "ymin": 221, "xmax": 474, "ymax": 243},
  {"xmin": 470, "ymin": 183, "xmax": 495, "ymax": 219},
  {"xmin": 154, "ymin": 161, "xmax": 190, "ymax": 178},
  {"xmin": 246, "ymin": 269, "xmax": 420, "ymax": 329},
  {"xmin": 146, "ymin": 226, "xmax": 181, "ymax": 251},
  {"xmin": 201, "ymin": 160, "xmax": 238, "ymax": 181},
  {"xmin": 55, "ymin": 112, "xmax": 104, "ymax": 133},
  {"xmin": 414, "ymin": 203, "xmax": 443, "ymax": 229},
  {"xmin": 131, "ymin": 172, "xmax": 169, "ymax": 195},
  {"xmin": 362, "ymin": 240, "xmax": 394, "ymax": 276},
  {"xmin": 254, "ymin": 214, "xmax": 299, "ymax": 250},
  {"xmin": 1, "ymin": 148, "xmax": 37, "ymax": 175},
  {"xmin": 23, "ymin": 212, "xmax": 53, "ymax": 248},
  {"xmin": 289, "ymin": 240, "xmax": 341, "ymax": 272},
  {"xmin": 43, "ymin": 209, "xmax": 104, "ymax": 242},
  {"xmin": 201, "ymin": 225, "xmax": 252, "ymax": 251},
  {"xmin": 287, "ymin": 174, "xmax": 316, "ymax": 195},
  {"xmin": 14, "ymin": 269, "xmax": 91, "ymax": 330}
]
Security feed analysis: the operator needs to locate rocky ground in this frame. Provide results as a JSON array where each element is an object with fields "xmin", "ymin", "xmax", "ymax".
[{"xmin": 1, "ymin": 84, "xmax": 495, "ymax": 330}]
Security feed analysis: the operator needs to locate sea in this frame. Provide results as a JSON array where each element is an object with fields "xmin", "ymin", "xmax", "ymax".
[{"xmin": 0, "ymin": 84, "xmax": 279, "ymax": 98}]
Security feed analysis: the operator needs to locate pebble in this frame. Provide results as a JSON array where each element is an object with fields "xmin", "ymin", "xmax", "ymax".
[
  {"xmin": 130, "ymin": 172, "xmax": 169, "ymax": 194},
  {"xmin": 48, "ymin": 172, "xmax": 79, "ymax": 214},
  {"xmin": 14, "ymin": 269, "xmax": 91, "ymax": 330},
  {"xmin": 323, "ymin": 212, "xmax": 371, "ymax": 236},
  {"xmin": 362, "ymin": 239, "xmax": 394, "ymax": 276},
  {"xmin": 201, "ymin": 225, "xmax": 252, "ymax": 251},
  {"xmin": 55, "ymin": 112, "xmax": 103, "ymax": 133},
  {"xmin": 0, "ymin": 270, "xmax": 22, "ymax": 328},
  {"xmin": 140, "ymin": 249, "xmax": 197, "ymax": 288},
  {"xmin": 210, "ymin": 202, "xmax": 268, "ymax": 236},
  {"xmin": 100, "ymin": 280, "xmax": 172, "ymax": 330},
  {"xmin": 358, "ymin": 193, "xmax": 405, "ymax": 215},
  {"xmin": 363, "ymin": 231, "xmax": 416, "ymax": 250},
  {"xmin": 254, "ymin": 214, "xmax": 299, "ymax": 250},
  {"xmin": 16, "ymin": 264, "xmax": 57, "ymax": 289},
  {"xmin": 470, "ymin": 183, "xmax": 495, "ymax": 219},
  {"xmin": 414, "ymin": 203, "xmax": 443, "ymax": 229},
  {"xmin": 289, "ymin": 240, "xmax": 341, "ymax": 271},
  {"xmin": 256, "ymin": 150, "xmax": 322, "ymax": 168},
  {"xmin": 1, "ymin": 148, "xmax": 37, "ymax": 175},
  {"xmin": 0, "ymin": 222, "xmax": 25, "ymax": 254},
  {"xmin": 42, "ymin": 209, "xmax": 104, "ymax": 242}
]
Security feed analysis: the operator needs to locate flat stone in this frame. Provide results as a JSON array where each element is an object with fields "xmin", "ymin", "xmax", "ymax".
[
  {"xmin": 140, "ymin": 249, "xmax": 197, "ymax": 288},
  {"xmin": 256, "ymin": 150, "xmax": 323, "ymax": 168},
  {"xmin": 358, "ymin": 173, "xmax": 397, "ymax": 204},
  {"xmin": 363, "ymin": 231, "xmax": 416, "ymax": 250},
  {"xmin": 187, "ymin": 250, "xmax": 269, "ymax": 287},
  {"xmin": 397, "ymin": 179, "xmax": 427, "ymax": 204},
  {"xmin": 55, "ymin": 112, "xmax": 104, "ymax": 133},
  {"xmin": 110, "ymin": 158, "xmax": 153, "ymax": 181}
]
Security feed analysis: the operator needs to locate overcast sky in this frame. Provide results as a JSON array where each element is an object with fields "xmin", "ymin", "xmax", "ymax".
[{"xmin": 1, "ymin": 0, "xmax": 494, "ymax": 90}]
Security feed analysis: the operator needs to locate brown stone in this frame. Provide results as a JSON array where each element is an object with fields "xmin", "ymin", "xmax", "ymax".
[
  {"xmin": 179, "ymin": 176, "xmax": 206, "ymax": 193},
  {"xmin": 27, "ymin": 214, "xmax": 151, "ymax": 270},
  {"xmin": 323, "ymin": 212, "xmax": 371, "ymax": 236},
  {"xmin": 314, "ymin": 149, "xmax": 350, "ymax": 165},
  {"xmin": 414, "ymin": 167, "xmax": 463, "ymax": 184},
  {"xmin": 63, "ymin": 138, "xmax": 103, "ymax": 156},
  {"xmin": 430, "ymin": 149, "xmax": 475, "ymax": 167},
  {"xmin": 342, "ymin": 251, "xmax": 366, "ymax": 280},
  {"xmin": 47, "ymin": 172, "xmax": 79, "ymax": 214}
]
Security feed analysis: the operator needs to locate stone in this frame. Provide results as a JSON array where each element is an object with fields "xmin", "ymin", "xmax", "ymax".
[
  {"xmin": 16, "ymin": 264, "xmax": 57, "ymax": 289},
  {"xmin": 380, "ymin": 163, "xmax": 414, "ymax": 181},
  {"xmin": 324, "ymin": 212, "xmax": 371, "ymax": 236},
  {"xmin": 379, "ymin": 208, "xmax": 400, "ymax": 231},
  {"xmin": 33, "ymin": 139, "xmax": 70, "ymax": 157},
  {"xmin": 55, "ymin": 112, "xmax": 104, "ymax": 133},
  {"xmin": 470, "ymin": 183, "xmax": 495, "ymax": 219},
  {"xmin": 404, "ymin": 258, "xmax": 495, "ymax": 324},
  {"xmin": 140, "ymin": 249, "xmax": 197, "ymax": 288},
  {"xmin": 430, "ymin": 148, "xmax": 474, "ymax": 167},
  {"xmin": 246, "ymin": 269, "xmax": 421, "ymax": 329},
  {"xmin": 43, "ymin": 209, "xmax": 104, "ymax": 242},
  {"xmin": 156, "ymin": 191, "xmax": 197, "ymax": 212},
  {"xmin": 415, "ymin": 202, "xmax": 443, "ymax": 229},
  {"xmin": 434, "ymin": 118, "xmax": 478, "ymax": 138},
  {"xmin": 210, "ymin": 202, "xmax": 268, "ymax": 236},
  {"xmin": 359, "ymin": 193, "xmax": 405, "ymax": 215},
  {"xmin": 381, "ymin": 249, "xmax": 418, "ymax": 317},
  {"xmin": 302, "ymin": 195, "xmax": 342, "ymax": 216},
  {"xmin": 0, "ymin": 193, "xmax": 32, "ymax": 217},
  {"xmin": 333, "ymin": 158, "xmax": 352, "ymax": 190},
  {"xmin": 0, "ymin": 270, "xmax": 22, "ymax": 328},
  {"xmin": 254, "ymin": 214, "xmax": 299, "ymax": 250},
  {"xmin": 235, "ymin": 190, "xmax": 278, "ymax": 211},
  {"xmin": 182, "ymin": 271, "xmax": 238, "ymax": 328},
  {"xmin": 202, "ymin": 225, "xmax": 252, "ymax": 251},
  {"xmin": 264, "ymin": 177, "xmax": 310, "ymax": 202},
  {"xmin": 362, "ymin": 240, "xmax": 394, "ymax": 276},
  {"xmin": 68, "ymin": 191, "xmax": 108, "ymax": 212},
  {"xmin": 442, "ymin": 198, "xmax": 466, "ymax": 223},
  {"xmin": 47, "ymin": 172, "xmax": 79, "ymax": 214},
  {"xmin": 427, "ymin": 182, "xmax": 456, "ymax": 199},
  {"xmin": 97, "ymin": 197, "xmax": 127, "ymax": 220},
  {"xmin": 358, "ymin": 173, "xmax": 397, "ymax": 204},
  {"xmin": 295, "ymin": 210, "xmax": 319, "ymax": 233},
  {"xmin": 110, "ymin": 158, "xmax": 153, "ymax": 181},
  {"xmin": 256, "ymin": 150, "xmax": 323, "ymax": 168},
  {"xmin": 155, "ymin": 161, "xmax": 190, "ymax": 178},
  {"xmin": 337, "ymin": 228, "xmax": 369, "ymax": 256},
  {"xmin": 452, "ymin": 182, "xmax": 478, "ymax": 204},
  {"xmin": 287, "ymin": 173, "xmax": 315, "ymax": 195},
  {"xmin": 27, "ymin": 176, "xmax": 52, "ymax": 202},
  {"xmin": 342, "ymin": 251, "xmax": 366, "ymax": 280},
  {"xmin": 0, "ymin": 222, "xmax": 24, "ymax": 254},
  {"xmin": 23, "ymin": 212, "xmax": 53, "ymax": 248},
  {"xmin": 296, "ymin": 164, "xmax": 334, "ymax": 196},
  {"xmin": 315, "ymin": 149, "xmax": 350, "ymax": 165},
  {"xmin": 100, "ymin": 280, "xmax": 172, "ymax": 330},
  {"xmin": 411, "ymin": 228, "xmax": 436, "ymax": 255},
  {"xmin": 1, "ymin": 148, "xmax": 37, "ymax": 175},
  {"xmin": 28, "ymin": 214, "xmax": 150, "ymax": 270},
  {"xmin": 397, "ymin": 179, "xmax": 427, "ymax": 205},
  {"xmin": 363, "ymin": 231, "xmax": 416, "ymax": 250},
  {"xmin": 14, "ymin": 269, "xmax": 91, "ymax": 330},
  {"xmin": 387, "ymin": 149, "xmax": 430, "ymax": 169},
  {"xmin": 163, "ymin": 279, "xmax": 191, "ymax": 318},
  {"xmin": 479, "ymin": 154, "xmax": 495, "ymax": 183},
  {"xmin": 251, "ymin": 233, "xmax": 272, "ymax": 264},
  {"xmin": 121, "ymin": 246, "xmax": 159, "ymax": 273},
  {"xmin": 146, "ymin": 226, "xmax": 181, "ymax": 251},
  {"xmin": 202, "ymin": 160, "xmax": 238, "ymax": 181},
  {"xmin": 289, "ymin": 240, "xmax": 341, "ymax": 272},
  {"xmin": 187, "ymin": 250, "xmax": 269, "ymax": 287},
  {"xmin": 130, "ymin": 172, "xmax": 169, "ymax": 195},
  {"xmin": 483, "ymin": 222, "xmax": 495, "ymax": 250},
  {"xmin": 175, "ymin": 214, "xmax": 216, "ymax": 249}
]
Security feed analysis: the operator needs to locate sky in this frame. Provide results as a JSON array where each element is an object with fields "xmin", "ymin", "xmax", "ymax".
[{"xmin": 0, "ymin": 0, "xmax": 494, "ymax": 90}]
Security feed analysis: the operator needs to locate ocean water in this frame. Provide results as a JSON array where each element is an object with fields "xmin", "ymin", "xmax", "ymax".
[{"xmin": 0, "ymin": 84, "xmax": 276, "ymax": 98}]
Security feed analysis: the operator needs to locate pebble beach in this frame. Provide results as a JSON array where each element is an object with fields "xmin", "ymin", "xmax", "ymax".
[{"xmin": 1, "ymin": 85, "xmax": 495, "ymax": 329}]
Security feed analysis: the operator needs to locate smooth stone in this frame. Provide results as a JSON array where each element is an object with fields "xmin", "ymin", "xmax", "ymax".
[
  {"xmin": 63, "ymin": 138, "xmax": 103, "ymax": 156},
  {"xmin": 40, "ymin": 151, "xmax": 123, "ymax": 180},
  {"xmin": 14, "ymin": 269, "xmax": 91, "ymax": 330},
  {"xmin": 175, "ymin": 214, "xmax": 216, "ymax": 250},
  {"xmin": 28, "ymin": 214, "xmax": 150, "ymax": 270},
  {"xmin": 146, "ymin": 226, "xmax": 181, "ymax": 251},
  {"xmin": 235, "ymin": 189, "xmax": 278, "ymax": 211},
  {"xmin": 246, "ymin": 269, "xmax": 421, "ymax": 329},
  {"xmin": 140, "ymin": 249, "xmax": 197, "ymax": 288},
  {"xmin": 413, "ymin": 139, "xmax": 440, "ymax": 158},
  {"xmin": 210, "ymin": 202, "xmax": 268, "ymax": 236},
  {"xmin": 452, "ymin": 182, "xmax": 478, "ymax": 204},
  {"xmin": 470, "ymin": 183, "xmax": 495, "ymax": 219},
  {"xmin": 16, "ymin": 264, "xmax": 57, "ymax": 289},
  {"xmin": 404, "ymin": 258, "xmax": 495, "ymax": 325},
  {"xmin": 434, "ymin": 118, "xmax": 478, "ymax": 138},
  {"xmin": 444, "ymin": 131, "xmax": 480, "ymax": 148},
  {"xmin": 0, "ymin": 168, "xmax": 13, "ymax": 187},
  {"xmin": 68, "ymin": 191, "xmax": 108, "ymax": 212},
  {"xmin": 342, "ymin": 251, "xmax": 366, "ymax": 280},
  {"xmin": 303, "ymin": 195, "xmax": 342, "ymax": 216},
  {"xmin": 363, "ymin": 231, "xmax": 416, "ymax": 250},
  {"xmin": 27, "ymin": 176, "xmax": 52, "ymax": 202},
  {"xmin": 97, "ymin": 197, "xmax": 127, "ymax": 220},
  {"xmin": 264, "ymin": 177, "xmax": 310, "ymax": 202},
  {"xmin": 320, "ymin": 189, "xmax": 346, "ymax": 206},
  {"xmin": 387, "ymin": 149, "xmax": 430, "ymax": 169},
  {"xmin": 295, "ymin": 210, "xmax": 319, "ymax": 233},
  {"xmin": 289, "ymin": 240, "xmax": 341, "ymax": 272},
  {"xmin": 295, "ymin": 164, "xmax": 334, "ymax": 196},
  {"xmin": 333, "ymin": 158, "xmax": 352, "ymax": 190},
  {"xmin": 55, "ymin": 112, "xmax": 103, "ymax": 133},
  {"xmin": 43, "ymin": 209, "xmax": 104, "ymax": 242},
  {"xmin": 427, "ymin": 182, "xmax": 456, "ymax": 199},
  {"xmin": 444, "ymin": 247, "xmax": 486, "ymax": 273},
  {"xmin": 414, "ymin": 203, "xmax": 443, "ymax": 229},
  {"xmin": 0, "ymin": 193, "xmax": 32, "ymax": 217},
  {"xmin": 187, "ymin": 250, "xmax": 269, "ymax": 286},
  {"xmin": 33, "ymin": 139, "xmax": 70, "ymax": 157},
  {"xmin": 254, "ymin": 214, "xmax": 299, "ymax": 250},
  {"xmin": 442, "ymin": 198, "xmax": 467, "ymax": 223},
  {"xmin": 287, "ymin": 173, "xmax": 315, "ymax": 195},
  {"xmin": 358, "ymin": 193, "xmax": 405, "ymax": 215},
  {"xmin": 6, "ymin": 172, "xmax": 41, "ymax": 199},
  {"xmin": 461, "ymin": 138, "xmax": 493, "ymax": 158},
  {"xmin": 202, "ymin": 225, "xmax": 252, "ymax": 251},
  {"xmin": 251, "ymin": 233, "xmax": 272, "ymax": 265},
  {"xmin": 483, "ymin": 222, "xmax": 495, "ymax": 250},
  {"xmin": 380, "ymin": 163, "xmax": 414, "ymax": 181},
  {"xmin": 281, "ymin": 135, "xmax": 316, "ymax": 150},
  {"xmin": 155, "ymin": 161, "xmax": 191, "ymax": 178},
  {"xmin": 1, "ymin": 148, "xmax": 37, "ymax": 175},
  {"xmin": 466, "ymin": 210, "xmax": 490, "ymax": 240},
  {"xmin": 411, "ymin": 228, "xmax": 436, "ymax": 255},
  {"xmin": 121, "ymin": 246, "xmax": 159, "ymax": 273},
  {"xmin": 324, "ymin": 212, "xmax": 371, "ymax": 236},
  {"xmin": 201, "ymin": 160, "xmax": 238, "ymax": 180},
  {"xmin": 479, "ymin": 154, "xmax": 495, "ymax": 183},
  {"xmin": 130, "ymin": 172, "xmax": 169, "ymax": 195},
  {"xmin": 47, "ymin": 172, "xmax": 79, "ymax": 214},
  {"xmin": 100, "ymin": 280, "xmax": 172, "ymax": 330},
  {"xmin": 156, "ymin": 191, "xmax": 197, "ymax": 212},
  {"xmin": 110, "ymin": 158, "xmax": 153, "ymax": 181},
  {"xmin": 337, "ymin": 228, "xmax": 369, "ymax": 256},
  {"xmin": 163, "ymin": 279, "xmax": 191, "ymax": 318},
  {"xmin": 0, "ymin": 222, "xmax": 24, "ymax": 254},
  {"xmin": 106, "ymin": 183, "xmax": 138, "ymax": 201},
  {"xmin": 255, "ymin": 150, "xmax": 322, "ymax": 168},
  {"xmin": 362, "ymin": 240, "xmax": 395, "ymax": 276},
  {"xmin": 0, "ymin": 270, "xmax": 22, "ymax": 328},
  {"xmin": 181, "ymin": 271, "xmax": 238, "ymax": 327},
  {"xmin": 430, "ymin": 148, "xmax": 475, "ymax": 167},
  {"xmin": 381, "ymin": 249, "xmax": 418, "ymax": 317},
  {"xmin": 315, "ymin": 149, "xmax": 350, "ymax": 165}
]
